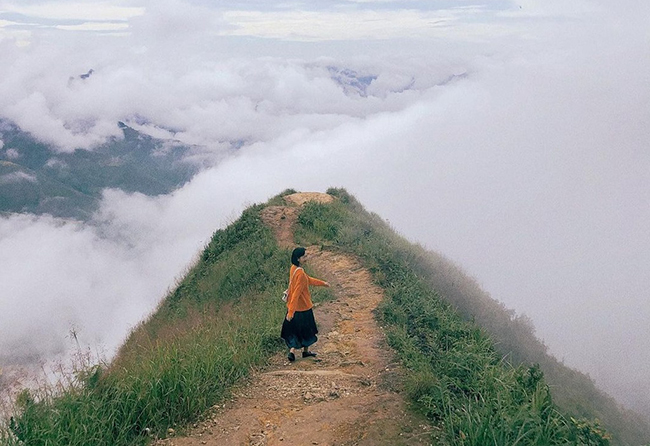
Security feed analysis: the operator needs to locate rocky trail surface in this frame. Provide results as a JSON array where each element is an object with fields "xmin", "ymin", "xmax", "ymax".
[{"xmin": 156, "ymin": 193, "xmax": 434, "ymax": 446}]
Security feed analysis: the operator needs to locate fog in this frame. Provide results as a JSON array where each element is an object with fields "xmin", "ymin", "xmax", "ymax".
[{"xmin": 1, "ymin": 0, "xmax": 649, "ymax": 416}]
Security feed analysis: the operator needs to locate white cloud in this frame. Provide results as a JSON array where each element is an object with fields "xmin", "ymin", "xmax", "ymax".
[
  {"xmin": 0, "ymin": 19, "xmax": 21, "ymax": 28},
  {"xmin": 221, "ymin": 10, "xmax": 453, "ymax": 41},
  {"xmin": 0, "ymin": 204, "xmax": 211, "ymax": 362},
  {"xmin": 0, "ymin": 171, "xmax": 37, "ymax": 184},
  {"xmin": 0, "ymin": 22, "xmax": 461, "ymax": 151},
  {"xmin": 218, "ymin": 8, "xmax": 526, "ymax": 42},
  {"xmin": 55, "ymin": 22, "xmax": 130, "ymax": 32},
  {"xmin": 0, "ymin": 21, "xmax": 32, "ymax": 47},
  {"xmin": 2, "ymin": 2, "xmax": 145, "ymax": 22},
  {"xmin": 498, "ymin": 0, "xmax": 601, "ymax": 17}
]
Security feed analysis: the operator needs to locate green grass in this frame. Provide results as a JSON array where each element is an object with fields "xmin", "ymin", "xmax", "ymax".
[
  {"xmin": 293, "ymin": 188, "xmax": 641, "ymax": 445},
  {"xmin": 3, "ymin": 188, "xmax": 648, "ymax": 445}
]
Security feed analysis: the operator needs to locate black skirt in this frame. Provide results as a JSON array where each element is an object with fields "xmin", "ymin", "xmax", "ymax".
[{"xmin": 281, "ymin": 308, "xmax": 318, "ymax": 349}]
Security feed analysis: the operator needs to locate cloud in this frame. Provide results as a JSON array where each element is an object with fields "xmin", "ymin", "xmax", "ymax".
[
  {"xmin": 55, "ymin": 22, "xmax": 130, "ymax": 32},
  {"xmin": 0, "ymin": 171, "xmax": 37, "ymax": 184},
  {"xmin": 1, "ymin": 2, "xmax": 145, "ymax": 22},
  {"xmin": 0, "ymin": 9, "xmax": 462, "ymax": 151},
  {"xmin": 0, "ymin": 202, "xmax": 213, "ymax": 363},
  {"xmin": 221, "ymin": 9, "xmax": 457, "ymax": 41},
  {"xmin": 498, "ymin": 0, "xmax": 601, "ymax": 17},
  {"xmin": 1, "ymin": 0, "xmax": 649, "ymax": 417},
  {"xmin": 0, "ymin": 0, "xmax": 523, "ymax": 151}
]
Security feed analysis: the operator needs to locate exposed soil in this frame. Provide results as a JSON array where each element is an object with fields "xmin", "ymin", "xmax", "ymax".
[{"xmin": 156, "ymin": 193, "xmax": 434, "ymax": 446}]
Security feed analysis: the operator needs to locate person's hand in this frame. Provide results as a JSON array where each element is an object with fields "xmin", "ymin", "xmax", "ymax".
[{"xmin": 286, "ymin": 314, "xmax": 293, "ymax": 321}]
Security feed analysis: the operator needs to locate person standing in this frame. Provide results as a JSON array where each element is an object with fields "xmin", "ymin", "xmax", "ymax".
[{"xmin": 281, "ymin": 247, "xmax": 329, "ymax": 362}]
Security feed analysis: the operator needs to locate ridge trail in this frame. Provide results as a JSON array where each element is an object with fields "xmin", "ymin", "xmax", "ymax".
[{"xmin": 157, "ymin": 193, "xmax": 433, "ymax": 446}]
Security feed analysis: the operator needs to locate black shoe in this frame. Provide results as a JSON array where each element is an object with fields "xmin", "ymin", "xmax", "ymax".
[
  {"xmin": 302, "ymin": 351, "xmax": 317, "ymax": 358},
  {"xmin": 287, "ymin": 352, "xmax": 295, "ymax": 362}
]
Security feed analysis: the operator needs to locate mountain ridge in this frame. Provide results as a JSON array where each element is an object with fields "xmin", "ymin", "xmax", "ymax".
[{"xmin": 3, "ymin": 189, "xmax": 649, "ymax": 446}]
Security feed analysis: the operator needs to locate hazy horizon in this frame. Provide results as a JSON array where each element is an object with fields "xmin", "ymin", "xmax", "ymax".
[{"xmin": 1, "ymin": 0, "xmax": 649, "ymax": 417}]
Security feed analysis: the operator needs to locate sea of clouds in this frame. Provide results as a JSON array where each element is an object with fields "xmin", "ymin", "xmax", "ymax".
[{"xmin": 1, "ymin": 0, "xmax": 649, "ymax": 415}]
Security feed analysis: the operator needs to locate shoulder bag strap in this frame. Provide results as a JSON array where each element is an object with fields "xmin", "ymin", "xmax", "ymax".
[{"xmin": 289, "ymin": 267, "xmax": 302, "ymax": 286}]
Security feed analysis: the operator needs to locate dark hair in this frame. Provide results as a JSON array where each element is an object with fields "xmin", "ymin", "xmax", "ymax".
[{"xmin": 291, "ymin": 247, "xmax": 306, "ymax": 266}]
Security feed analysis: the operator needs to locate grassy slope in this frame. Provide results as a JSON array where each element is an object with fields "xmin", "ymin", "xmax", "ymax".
[
  {"xmin": 4, "ymin": 199, "xmax": 293, "ymax": 445},
  {"xmin": 296, "ymin": 188, "xmax": 649, "ymax": 446},
  {"xmin": 3, "ymin": 189, "xmax": 649, "ymax": 445}
]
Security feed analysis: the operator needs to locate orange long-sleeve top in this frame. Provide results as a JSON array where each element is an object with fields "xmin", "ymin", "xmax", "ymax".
[{"xmin": 286, "ymin": 264, "xmax": 327, "ymax": 318}]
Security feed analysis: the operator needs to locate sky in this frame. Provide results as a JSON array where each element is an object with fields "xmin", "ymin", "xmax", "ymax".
[{"xmin": 1, "ymin": 0, "xmax": 649, "ymax": 416}]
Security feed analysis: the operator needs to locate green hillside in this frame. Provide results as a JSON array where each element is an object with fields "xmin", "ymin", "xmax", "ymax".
[
  {"xmin": 0, "ymin": 121, "xmax": 198, "ymax": 219},
  {"xmin": 3, "ymin": 189, "xmax": 649, "ymax": 445},
  {"xmin": 0, "ymin": 160, "xmax": 98, "ymax": 219}
]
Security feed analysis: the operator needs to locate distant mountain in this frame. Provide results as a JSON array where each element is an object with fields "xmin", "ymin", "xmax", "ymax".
[
  {"xmin": 0, "ymin": 120, "xmax": 201, "ymax": 220},
  {"xmin": 325, "ymin": 65, "xmax": 468, "ymax": 97},
  {"xmin": 327, "ymin": 66, "xmax": 378, "ymax": 97}
]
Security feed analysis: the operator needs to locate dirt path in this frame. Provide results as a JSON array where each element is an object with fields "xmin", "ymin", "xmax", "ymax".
[{"xmin": 156, "ymin": 193, "xmax": 433, "ymax": 446}]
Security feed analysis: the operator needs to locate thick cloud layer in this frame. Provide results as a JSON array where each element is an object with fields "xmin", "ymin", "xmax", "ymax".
[{"xmin": 1, "ymin": 0, "xmax": 649, "ymax": 416}]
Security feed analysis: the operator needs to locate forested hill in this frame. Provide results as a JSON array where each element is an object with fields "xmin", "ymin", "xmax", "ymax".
[
  {"xmin": 3, "ymin": 189, "xmax": 650, "ymax": 446},
  {"xmin": 0, "ymin": 120, "xmax": 199, "ymax": 219}
]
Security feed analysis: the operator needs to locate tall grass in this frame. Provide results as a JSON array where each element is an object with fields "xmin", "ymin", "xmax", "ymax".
[
  {"xmin": 294, "ymin": 188, "xmax": 624, "ymax": 445},
  {"xmin": 3, "ymin": 199, "xmax": 333, "ymax": 446}
]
